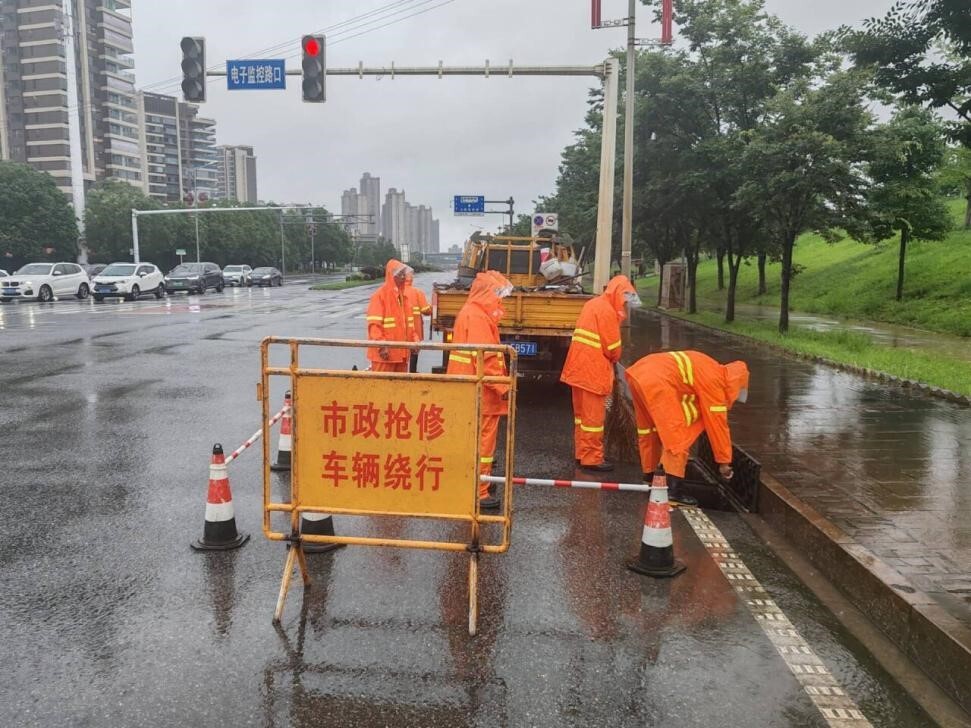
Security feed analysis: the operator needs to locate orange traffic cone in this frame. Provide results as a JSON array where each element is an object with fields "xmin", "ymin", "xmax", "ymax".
[
  {"xmin": 271, "ymin": 391, "xmax": 292, "ymax": 472},
  {"xmin": 627, "ymin": 470, "xmax": 685, "ymax": 577},
  {"xmin": 300, "ymin": 511, "xmax": 345, "ymax": 554},
  {"xmin": 191, "ymin": 444, "xmax": 249, "ymax": 551}
]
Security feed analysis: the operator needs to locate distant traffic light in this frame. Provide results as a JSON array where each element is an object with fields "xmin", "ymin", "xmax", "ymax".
[
  {"xmin": 301, "ymin": 35, "xmax": 326, "ymax": 103},
  {"xmin": 181, "ymin": 37, "xmax": 206, "ymax": 103}
]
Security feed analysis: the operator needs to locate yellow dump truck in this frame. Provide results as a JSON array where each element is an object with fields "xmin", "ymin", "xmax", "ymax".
[{"xmin": 431, "ymin": 234, "xmax": 593, "ymax": 379}]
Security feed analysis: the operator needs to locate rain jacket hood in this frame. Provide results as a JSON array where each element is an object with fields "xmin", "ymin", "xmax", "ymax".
[
  {"xmin": 723, "ymin": 361, "xmax": 750, "ymax": 406},
  {"xmin": 468, "ymin": 270, "xmax": 511, "ymax": 323},
  {"xmin": 604, "ymin": 275, "xmax": 636, "ymax": 321},
  {"xmin": 386, "ymin": 258, "xmax": 408, "ymax": 287}
]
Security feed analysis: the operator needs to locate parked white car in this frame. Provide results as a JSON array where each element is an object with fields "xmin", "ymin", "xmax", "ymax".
[
  {"xmin": 0, "ymin": 262, "xmax": 90, "ymax": 302},
  {"xmin": 92, "ymin": 262, "xmax": 165, "ymax": 302},
  {"xmin": 0, "ymin": 269, "xmax": 8, "ymax": 278},
  {"xmin": 222, "ymin": 264, "xmax": 253, "ymax": 286}
]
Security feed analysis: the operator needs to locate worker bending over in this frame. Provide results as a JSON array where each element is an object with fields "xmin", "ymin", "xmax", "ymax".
[
  {"xmin": 447, "ymin": 271, "xmax": 514, "ymax": 510},
  {"xmin": 560, "ymin": 275, "xmax": 639, "ymax": 472},
  {"xmin": 365, "ymin": 259, "xmax": 412, "ymax": 373},
  {"xmin": 404, "ymin": 270, "xmax": 432, "ymax": 372},
  {"xmin": 624, "ymin": 350, "xmax": 749, "ymax": 506}
]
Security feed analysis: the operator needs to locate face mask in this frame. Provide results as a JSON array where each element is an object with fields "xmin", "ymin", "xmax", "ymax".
[
  {"xmin": 495, "ymin": 285, "xmax": 513, "ymax": 299},
  {"xmin": 736, "ymin": 388, "xmax": 748, "ymax": 404},
  {"xmin": 624, "ymin": 291, "xmax": 642, "ymax": 307}
]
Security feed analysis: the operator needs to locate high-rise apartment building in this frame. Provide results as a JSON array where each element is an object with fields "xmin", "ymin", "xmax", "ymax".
[
  {"xmin": 216, "ymin": 144, "xmax": 257, "ymax": 203},
  {"xmin": 0, "ymin": 0, "xmax": 141, "ymax": 199},
  {"xmin": 431, "ymin": 218, "xmax": 440, "ymax": 253},
  {"xmin": 381, "ymin": 187, "xmax": 406, "ymax": 248},
  {"xmin": 136, "ymin": 91, "xmax": 181, "ymax": 202},
  {"xmin": 359, "ymin": 172, "xmax": 380, "ymax": 236},
  {"xmin": 417, "ymin": 205, "xmax": 433, "ymax": 253},
  {"xmin": 178, "ymin": 101, "xmax": 218, "ymax": 200}
]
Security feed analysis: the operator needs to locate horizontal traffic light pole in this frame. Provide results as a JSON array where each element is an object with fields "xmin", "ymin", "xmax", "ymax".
[{"xmin": 203, "ymin": 62, "xmax": 606, "ymax": 79}]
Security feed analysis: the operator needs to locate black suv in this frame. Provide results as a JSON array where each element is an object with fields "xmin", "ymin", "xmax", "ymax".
[{"xmin": 164, "ymin": 262, "xmax": 224, "ymax": 295}]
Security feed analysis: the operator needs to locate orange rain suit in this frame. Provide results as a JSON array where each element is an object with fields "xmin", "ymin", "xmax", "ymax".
[
  {"xmin": 560, "ymin": 275, "xmax": 637, "ymax": 466},
  {"xmin": 446, "ymin": 271, "xmax": 512, "ymax": 499},
  {"xmin": 404, "ymin": 272, "xmax": 432, "ymax": 372},
  {"xmin": 624, "ymin": 350, "xmax": 749, "ymax": 478},
  {"xmin": 366, "ymin": 259, "xmax": 410, "ymax": 373}
]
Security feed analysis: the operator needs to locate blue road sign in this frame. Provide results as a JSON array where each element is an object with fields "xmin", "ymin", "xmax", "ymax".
[
  {"xmin": 453, "ymin": 195, "xmax": 485, "ymax": 216},
  {"xmin": 227, "ymin": 59, "xmax": 286, "ymax": 90}
]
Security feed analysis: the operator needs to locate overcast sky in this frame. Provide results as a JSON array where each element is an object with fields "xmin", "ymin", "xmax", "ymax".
[{"xmin": 131, "ymin": 0, "xmax": 893, "ymax": 248}]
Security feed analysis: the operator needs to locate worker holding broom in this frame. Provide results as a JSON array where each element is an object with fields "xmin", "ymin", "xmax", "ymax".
[
  {"xmin": 560, "ymin": 274, "xmax": 640, "ymax": 473},
  {"xmin": 622, "ymin": 350, "xmax": 750, "ymax": 506},
  {"xmin": 447, "ymin": 270, "xmax": 514, "ymax": 510}
]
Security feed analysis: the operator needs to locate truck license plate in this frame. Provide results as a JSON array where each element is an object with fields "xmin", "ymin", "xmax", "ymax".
[{"xmin": 511, "ymin": 341, "xmax": 538, "ymax": 356}]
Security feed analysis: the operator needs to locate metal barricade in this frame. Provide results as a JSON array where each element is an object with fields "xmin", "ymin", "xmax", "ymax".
[{"xmin": 259, "ymin": 337, "xmax": 518, "ymax": 634}]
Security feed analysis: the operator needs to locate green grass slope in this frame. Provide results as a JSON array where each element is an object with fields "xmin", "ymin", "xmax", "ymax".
[{"xmin": 690, "ymin": 199, "xmax": 971, "ymax": 336}]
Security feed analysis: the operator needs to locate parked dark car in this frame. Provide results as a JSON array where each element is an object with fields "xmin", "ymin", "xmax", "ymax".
[
  {"xmin": 251, "ymin": 267, "xmax": 283, "ymax": 287},
  {"xmin": 164, "ymin": 262, "xmax": 224, "ymax": 295}
]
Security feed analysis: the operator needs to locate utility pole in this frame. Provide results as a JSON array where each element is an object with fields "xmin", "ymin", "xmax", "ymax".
[
  {"xmin": 621, "ymin": 0, "xmax": 636, "ymax": 282},
  {"xmin": 594, "ymin": 0, "xmax": 675, "ymax": 285}
]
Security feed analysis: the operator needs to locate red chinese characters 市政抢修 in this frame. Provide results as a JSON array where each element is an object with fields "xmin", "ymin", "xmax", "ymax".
[{"xmin": 321, "ymin": 400, "xmax": 446, "ymax": 442}]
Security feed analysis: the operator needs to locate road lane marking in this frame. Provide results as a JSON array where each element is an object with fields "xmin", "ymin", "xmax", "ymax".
[{"xmin": 681, "ymin": 507, "xmax": 872, "ymax": 727}]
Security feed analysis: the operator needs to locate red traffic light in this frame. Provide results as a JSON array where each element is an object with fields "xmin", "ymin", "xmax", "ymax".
[{"xmin": 303, "ymin": 36, "xmax": 320, "ymax": 56}]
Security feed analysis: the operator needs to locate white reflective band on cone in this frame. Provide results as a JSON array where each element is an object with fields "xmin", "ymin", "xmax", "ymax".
[
  {"xmin": 641, "ymin": 524, "xmax": 672, "ymax": 548},
  {"xmin": 205, "ymin": 501, "xmax": 235, "ymax": 522},
  {"xmin": 209, "ymin": 463, "xmax": 227, "ymax": 479},
  {"xmin": 277, "ymin": 433, "xmax": 292, "ymax": 449}
]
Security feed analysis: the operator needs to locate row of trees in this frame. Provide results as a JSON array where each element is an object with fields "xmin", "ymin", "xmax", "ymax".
[
  {"xmin": 83, "ymin": 181, "xmax": 356, "ymax": 272},
  {"xmin": 0, "ymin": 166, "xmax": 358, "ymax": 274},
  {"xmin": 530, "ymin": 0, "xmax": 970, "ymax": 333}
]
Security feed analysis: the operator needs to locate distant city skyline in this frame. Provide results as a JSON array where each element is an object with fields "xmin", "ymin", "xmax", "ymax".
[{"xmin": 341, "ymin": 172, "xmax": 439, "ymax": 258}]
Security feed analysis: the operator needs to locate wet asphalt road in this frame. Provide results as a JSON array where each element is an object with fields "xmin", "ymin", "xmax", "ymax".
[{"xmin": 0, "ymin": 275, "xmax": 938, "ymax": 727}]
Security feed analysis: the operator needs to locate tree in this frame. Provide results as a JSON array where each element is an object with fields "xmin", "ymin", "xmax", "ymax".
[
  {"xmin": 84, "ymin": 180, "xmax": 167, "ymax": 263},
  {"xmin": 0, "ymin": 161, "xmax": 78, "ymax": 268},
  {"xmin": 737, "ymin": 73, "xmax": 873, "ymax": 333},
  {"xmin": 845, "ymin": 0, "xmax": 971, "ymax": 147},
  {"xmin": 868, "ymin": 107, "xmax": 951, "ymax": 300},
  {"xmin": 939, "ymin": 145, "xmax": 971, "ymax": 228},
  {"xmin": 643, "ymin": 0, "xmax": 819, "ymax": 322}
]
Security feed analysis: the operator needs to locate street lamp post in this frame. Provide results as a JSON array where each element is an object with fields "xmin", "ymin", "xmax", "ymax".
[{"xmin": 621, "ymin": 0, "xmax": 636, "ymax": 281}]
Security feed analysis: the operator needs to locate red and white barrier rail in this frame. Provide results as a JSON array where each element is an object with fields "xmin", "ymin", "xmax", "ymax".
[
  {"xmin": 225, "ymin": 406, "xmax": 286, "ymax": 464},
  {"xmin": 480, "ymin": 475, "xmax": 652, "ymax": 494}
]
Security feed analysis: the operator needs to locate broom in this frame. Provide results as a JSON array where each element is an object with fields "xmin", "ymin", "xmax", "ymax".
[{"xmin": 605, "ymin": 362, "xmax": 640, "ymax": 464}]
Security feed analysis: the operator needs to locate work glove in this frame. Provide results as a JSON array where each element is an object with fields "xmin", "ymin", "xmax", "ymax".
[{"xmin": 614, "ymin": 362, "xmax": 633, "ymax": 403}]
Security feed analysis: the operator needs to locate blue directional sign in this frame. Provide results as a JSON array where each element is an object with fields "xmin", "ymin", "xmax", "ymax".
[
  {"xmin": 226, "ymin": 59, "xmax": 286, "ymax": 90},
  {"xmin": 453, "ymin": 195, "xmax": 485, "ymax": 216}
]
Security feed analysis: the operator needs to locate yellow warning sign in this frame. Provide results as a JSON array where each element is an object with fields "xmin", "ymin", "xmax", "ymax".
[{"xmin": 293, "ymin": 375, "xmax": 479, "ymax": 517}]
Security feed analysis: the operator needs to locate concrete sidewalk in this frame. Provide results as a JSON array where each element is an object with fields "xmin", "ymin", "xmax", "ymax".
[{"xmin": 628, "ymin": 309, "xmax": 971, "ymax": 715}]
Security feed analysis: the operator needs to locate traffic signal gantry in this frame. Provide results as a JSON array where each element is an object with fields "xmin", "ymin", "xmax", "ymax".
[
  {"xmin": 177, "ymin": 38, "xmax": 621, "ymax": 294},
  {"xmin": 180, "ymin": 35, "xmax": 326, "ymax": 104}
]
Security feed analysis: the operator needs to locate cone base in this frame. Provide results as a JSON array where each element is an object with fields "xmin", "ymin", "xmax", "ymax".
[
  {"xmin": 270, "ymin": 463, "xmax": 291, "ymax": 472},
  {"xmin": 191, "ymin": 532, "xmax": 250, "ymax": 551},
  {"xmin": 626, "ymin": 557, "xmax": 685, "ymax": 578}
]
